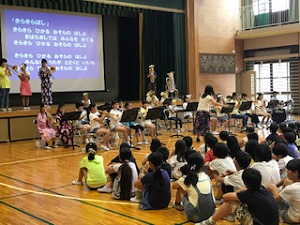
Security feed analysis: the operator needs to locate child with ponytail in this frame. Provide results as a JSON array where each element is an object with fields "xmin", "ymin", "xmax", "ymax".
[
  {"xmin": 72, "ymin": 143, "xmax": 107, "ymax": 189},
  {"xmin": 98, "ymin": 147, "xmax": 138, "ymax": 200},
  {"xmin": 134, "ymin": 152, "xmax": 171, "ymax": 210},
  {"xmin": 172, "ymin": 153, "xmax": 215, "ymax": 223}
]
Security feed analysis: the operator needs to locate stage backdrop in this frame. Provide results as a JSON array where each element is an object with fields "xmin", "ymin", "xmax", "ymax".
[{"xmin": 0, "ymin": 0, "xmax": 186, "ymax": 106}]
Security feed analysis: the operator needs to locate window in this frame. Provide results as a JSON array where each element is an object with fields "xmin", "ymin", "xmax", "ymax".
[
  {"xmin": 272, "ymin": 0, "xmax": 289, "ymax": 12},
  {"xmin": 253, "ymin": 0, "xmax": 290, "ymax": 15},
  {"xmin": 254, "ymin": 62, "xmax": 291, "ymax": 101},
  {"xmin": 253, "ymin": 0, "xmax": 269, "ymax": 15}
]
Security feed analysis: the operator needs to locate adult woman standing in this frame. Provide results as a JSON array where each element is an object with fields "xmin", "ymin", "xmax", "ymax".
[
  {"xmin": 39, "ymin": 59, "xmax": 53, "ymax": 108},
  {"xmin": 193, "ymin": 85, "xmax": 227, "ymax": 142}
]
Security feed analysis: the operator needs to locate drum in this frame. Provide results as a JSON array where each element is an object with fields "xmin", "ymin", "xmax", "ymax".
[{"xmin": 272, "ymin": 109, "xmax": 286, "ymax": 123}]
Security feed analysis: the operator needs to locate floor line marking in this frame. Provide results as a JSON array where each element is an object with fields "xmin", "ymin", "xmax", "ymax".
[
  {"xmin": 0, "ymin": 174, "xmax": 153, "ymax": 225},
  {"xmin": 0, "ymin": 200, "xmax": 54, "ymax": 225}
]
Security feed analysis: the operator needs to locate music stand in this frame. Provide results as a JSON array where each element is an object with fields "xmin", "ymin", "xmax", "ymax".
[
  {"xmin": 120, "ymin": 109, "xmax": 140, "ymax": 150},
  {"xmin": 239, "ymin": 101, "xmax": 252, "ymax": 112},
  {"xmin": 221, "ymin": 103, "xmax": 236, "ymax": 136},
  {"xmin": 185, "ymin": 102, "xmax": 198, "ymax": 111},
  {"xmin": 146, "ymin": 107, "xmax": 164, "ymax": 136},
  {"xmin": 185, "ymin": 102, "xmax": 198, "ymax": 132},
  {"xmin": 62, "ymin": 111, "xmax": 82, "ymax": 149},
  {"xmin": 238, "ymin": 101, "xmax": 253, "ymax": 133}
]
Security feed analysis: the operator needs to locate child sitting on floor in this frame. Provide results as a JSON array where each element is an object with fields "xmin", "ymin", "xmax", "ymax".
[
  {"xmin": 98, "ymin": 147, "xmax": 138, "ymax": 201},
  {"xmin": 197, "ymin": 168, "xmax": 279, "ymax": 225},
  {"xmin": 134, "ymin": 152, "xmax": 171, "ymax": 210},
  {"xmin": 267, "ymin": 159, "xmax": 300, "ymax": 224},
  {"xmin": 72, "ymin": 143, "xmax": 107, "ymax": 189},
  {"xmin": 172, "ymin": 152, "xmax": 215, "ymax": 223}
]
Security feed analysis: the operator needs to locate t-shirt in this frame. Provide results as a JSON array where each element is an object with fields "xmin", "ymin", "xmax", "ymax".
[
  {"xmin": 0, "ymin": 66, "xmax": 11, "ymax": 88},
  {"xmin": 287, "ymin": 143, "xmax": 299, "ymax": 159},
  {"xmin": 177, "ymin": 172, "xmax": 212, "ymax": 207},
  {"xmin": 168, "ymin": 155, "xmax": 187, "ymax": 179},
  {"xmin": 237, "ymin": 186, "xmax": 279, "ymax": 225},
  {"xmin": 141, "ymin": 169, "xmax": 171, "ymax": 209},
  {"xmin": 223, "ymin": 170, "xmax": 245, "ymax": 191},
  {"xmin": 109, "ymin": 109, "xmax": 123, "ymax": 129},
  {"xmin": 79, "ymin": 155, "xmax": 107, "ymax": 188},
  {"xmin": 250, "ymin": 160, "xmax": 280, "ymax": 186},
  {"xmin": 230, "ymin": 99, "xmax": 240, "ymax": 115},
  {"xmin": 209, "ymin": 157, "xmax": 236, "ymax": 174},
  {"xmin": 279, "ymin": 182, "xmax": 300, "ymax": 223},
  {"xmin": 89, "ymin": 112, "xmax": 101, "ymax": 130},
  {"xmin": 204, "ymin": 150, "xmax": 217, "ymax": 163},
  {"xmin": 277, "ymin": 155, "xmax": 293, "ymax": 178},
  {"xmin": 113, "ymin": 161, "xmax": 138, "ymax": 192},
  {"xmin": 266, "ymin": 133, "xmax": 280, "ymax": 144},
  {"xmin": 197, "ymin": 95, "xmax": 213, "ymax": 112}
]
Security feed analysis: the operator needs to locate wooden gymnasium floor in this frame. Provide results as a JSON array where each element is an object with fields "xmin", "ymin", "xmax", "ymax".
[{"xmin": 0, "ymin": 115, "xmax": 296, "ymax": 225}]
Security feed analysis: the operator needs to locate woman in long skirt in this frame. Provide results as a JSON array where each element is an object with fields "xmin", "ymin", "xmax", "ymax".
[{"xmin": 193, "ymin": 85, "xmax": 227, "ymax": 142}]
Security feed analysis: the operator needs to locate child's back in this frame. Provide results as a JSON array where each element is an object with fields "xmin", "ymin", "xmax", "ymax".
[{"xmin": 209, "ymin": 143, "xmax": 236, "ymax": 174}]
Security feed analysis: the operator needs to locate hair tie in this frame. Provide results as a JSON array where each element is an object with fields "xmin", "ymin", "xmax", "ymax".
[
  {"xmin": 190, "ymin": 164, "xmax": 196, "ymax": 171},
  {"xmin": 88, "ymin": 148, "xmax": 96, "ymax": 154}
]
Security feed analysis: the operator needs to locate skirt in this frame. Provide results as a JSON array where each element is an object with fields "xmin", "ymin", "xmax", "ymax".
[
  {"xmin": 193, "ymin": 111, "xmax": 210, "ymax": 136},
  {"xmin": 20, "ymin": 80, "xmax": 32, "ymax": 96}
]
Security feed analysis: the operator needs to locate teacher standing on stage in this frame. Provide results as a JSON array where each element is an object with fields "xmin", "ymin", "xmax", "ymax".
[
  {"xmin": 193, "ymin": 85, "xmax": 227, "ymax": 142},
  {"xmin": 39, "ymin": 59, "xmax": 53, "ymax": 108}
]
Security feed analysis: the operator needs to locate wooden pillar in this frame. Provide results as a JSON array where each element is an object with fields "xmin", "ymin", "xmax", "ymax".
[{"xmin": 185, "ymin": 0, "xmax": 197, "ymax": 98}]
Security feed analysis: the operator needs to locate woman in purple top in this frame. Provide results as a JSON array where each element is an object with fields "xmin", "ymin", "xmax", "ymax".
[{"xmin": 134, "ymin": 152, "xmax": 171, "ymax": 210}]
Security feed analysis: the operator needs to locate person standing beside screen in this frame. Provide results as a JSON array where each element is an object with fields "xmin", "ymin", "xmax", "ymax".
[
  {"xmin": 0, "ymin": 58, "xmax": 12, "ymax": 111},
  {"xmin": 39, "ymin": 59, "xmax": 53, "ymax": 108}
]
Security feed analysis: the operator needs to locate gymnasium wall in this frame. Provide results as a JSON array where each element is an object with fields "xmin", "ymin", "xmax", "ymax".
[{"xmin": 186, "ymin": 0, "xmax": 239, "ymax": 99}]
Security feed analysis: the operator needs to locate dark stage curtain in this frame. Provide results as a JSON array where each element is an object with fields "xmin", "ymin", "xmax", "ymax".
[
  {"xmin": 173, "ymin": 12, "xmax": 186, "ymax": 95},
  {"xmin": 118, "ymin": 17, "xmax": 139, "ymax": 100},
  {"xmin": 141, "ymin": 11, "xmax": 186, "ymax": 98}
]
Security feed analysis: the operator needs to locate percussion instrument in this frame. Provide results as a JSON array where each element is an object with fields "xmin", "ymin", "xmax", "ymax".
[{"xmin": 272, "ymin": 108, "xmax": 286, "ymax": 123}]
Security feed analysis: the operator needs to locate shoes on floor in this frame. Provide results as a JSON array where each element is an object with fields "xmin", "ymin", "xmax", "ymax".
[
  {"xmin": 97, "ymin": 185, "xmax": 112, "ymax": 193},
  {"xmin": 211, "ymin": 131, "xmax": 219, "ymax": 135},
  {"xmin": 130, "ymin": 196, "xmax": 141, "ymax": 203},
  {"xmin": 44, "ymin": 146, "xmax": 52, "ymax": 150},
  {"xmin": 196, "ymin": 137, "xmax": 200, "ymax": 142},
  {"xmin": 72, "ymin": 180, "xmax": 83, "ymax": 185},
  {"xmin": 101, "ymin": 145, "xmax": 110, "ymax": 151},
  {"xmin": 6, "ymin": 108, "xmax": 12, "ymax": 111},
  {"xmin": 172, "ymin": 201, "xmax": 184, "ymax": 211},
  {"xmin": 136, "ymin": 141, "xmax": 142, "ymax": 145},
  {"xmin": 51, "ymin": 144, "xmax": 58, "ymax": 148},
  {"xmin": 195, "ymin": 219, "xmax": 215, "ymax": 225},
  {"xmin": 143, "ymin": 140, "xmax": 149, "ymax": 145}
]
